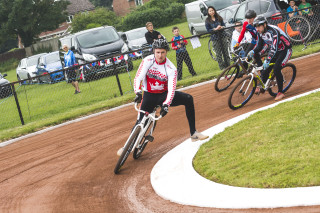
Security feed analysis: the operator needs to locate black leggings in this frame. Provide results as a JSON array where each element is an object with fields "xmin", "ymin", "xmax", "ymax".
[{"xmin": 138, "ymin": 91, "xmax": 196, "ymax": 135}]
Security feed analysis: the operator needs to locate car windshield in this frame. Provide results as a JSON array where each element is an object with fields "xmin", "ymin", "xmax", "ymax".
[
  {"xmin": 45, "ymin": 53, "xmax": 60, "ymax": 64},
  {"xmin": 126, "ymin": 29, "xmax": 147, "ymax": 41},
  {"xmin": 77, "ymin": 28, "xmax": 120, "ymax": 48},
  {"xmin": 27, "ymin": 57, "xmax": 39, "ymax": 66},
  {"xmin": 205, "ymin": 0, "xmax": 239, "ymax": 10}
]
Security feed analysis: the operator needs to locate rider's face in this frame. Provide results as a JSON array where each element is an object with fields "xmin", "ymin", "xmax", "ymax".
[
  {"xmin": 256, "ymin": 24, "xmax": 265, "ymax": 34},
  {"xmin": 154, "ymin": 49, "xmax": 167, "ymax": 63}
]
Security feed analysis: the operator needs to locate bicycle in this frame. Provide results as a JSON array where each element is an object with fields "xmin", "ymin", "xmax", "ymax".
[
  {"xmin": 114, "ymin": 103, "xmax": 161, "ymax": 174},
  {"xmin": 215, "ymin": 47, "xmax": 254, "ymax": 92},
  {"xmin": 228, "ymin": 60, "xmax": 296, "ymax": 110},
  {"xmin": 284, "ymin": 14, "xmax": 320, "ymax": 50}
]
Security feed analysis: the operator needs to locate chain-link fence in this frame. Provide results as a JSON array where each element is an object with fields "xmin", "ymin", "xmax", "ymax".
[{"xmin": 1, "ymin": 5, "xmax": 320, "ymax": 132}]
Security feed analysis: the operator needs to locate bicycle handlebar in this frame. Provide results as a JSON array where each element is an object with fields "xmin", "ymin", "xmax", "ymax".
[{"xmin": 134, "ymin": 103, "xmax": 162, "ymax": 121}]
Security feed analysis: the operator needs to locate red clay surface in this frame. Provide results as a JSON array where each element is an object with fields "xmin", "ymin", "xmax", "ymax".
[{"xmin": 1, "ymin": 54, "xmax": 320, "ymax": 213}]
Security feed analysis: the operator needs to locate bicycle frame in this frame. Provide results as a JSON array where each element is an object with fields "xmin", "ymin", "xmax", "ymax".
[{"xmin": 122, "ymin": 103, "xmax": 161, "ymax": 154}]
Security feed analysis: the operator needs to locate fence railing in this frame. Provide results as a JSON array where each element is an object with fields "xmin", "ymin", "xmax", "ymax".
[{"xmin": 1, "ymin": 5, "xmax": 320, "ymax": 133}]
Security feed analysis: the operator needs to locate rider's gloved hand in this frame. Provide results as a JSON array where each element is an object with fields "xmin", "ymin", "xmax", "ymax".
[
  {"xmin": 263, "ymin": 60, "xmax": 270, "ymax": 70},
  {"xmin": 160, "ymin": 104, "xmax": 169, "ymax": 117},
  {"xmin": 248, "ymin": 50, "xmax": 254, "ymax": 58},
  {"xmin": 233, "ymin": 42, "xmax": 240, "ymax": 49},
  {"xmin": 134, "ymin": 91, "xmax": 142, "ymax": 103}
]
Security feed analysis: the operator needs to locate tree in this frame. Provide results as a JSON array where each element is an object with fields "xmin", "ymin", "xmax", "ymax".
[
  {"xmin": 0, "ymin": 0, "xmax": 69, "ymax": 47},
  {"xmin": 89, "ymin": 0, "xmax": 113, "ymax": 9},
  {"xmin": 71, "ymin": 8, "xmax": 119, "ymax": 33}
]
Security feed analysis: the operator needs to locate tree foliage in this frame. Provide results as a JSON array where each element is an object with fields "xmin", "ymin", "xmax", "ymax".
[
  {"xmin": 71, "ymin": 8, "xmax": 119, "ymax": 33},
  {"xmin": 89, "ymin": 0, "xmax": 113, "ymax": 9},
  {"xmin": 0, "ymin": 0, "xmax": 69, "ymax": 47}
]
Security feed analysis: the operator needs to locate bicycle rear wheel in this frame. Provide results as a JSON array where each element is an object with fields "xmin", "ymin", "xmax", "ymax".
[
  {"xmin": 114, "ymin": 126, "xmax": 141, "ymax": 174},
  {"xmin": 133, "ymin": 119, "xmax": 157, "ymax": 159},
  {"xmin": 285, "ymin": 16, "xmax": 311, "ymax": 43},
  {"xmin": 268, "ymin": 63, "xmax": 296, "ymax": 97},
  {"xmin": 228, "ymin": 76, "xmax": 256, "ymax": 110},
  {"xmin": 215, "ymin": 64, "xmax": 240, "ymax": 92}
]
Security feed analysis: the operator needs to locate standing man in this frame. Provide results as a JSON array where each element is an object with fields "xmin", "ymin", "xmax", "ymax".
[
  {"xmin": 145, "ymin": 22, "xmax": 164, "ymax": 45},
  {"xmin": 63, "ymin": 44, "xmax": 81, "ymax": 94}
]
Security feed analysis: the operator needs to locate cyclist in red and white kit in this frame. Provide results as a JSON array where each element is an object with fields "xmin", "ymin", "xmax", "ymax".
[{"xmin": 117, "ymin": 39, "xmax": 208, "ymax": 156}]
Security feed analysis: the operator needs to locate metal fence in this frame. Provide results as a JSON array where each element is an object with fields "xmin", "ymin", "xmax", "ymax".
[{"xmin": 1, "ymin": 5, "xmax": 320, "ymax": 132}]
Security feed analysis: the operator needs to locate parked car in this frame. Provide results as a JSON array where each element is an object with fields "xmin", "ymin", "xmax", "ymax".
[
  {"xmin": 36, "ymin": 51, "xmax": 65, "ymax": 83},
  {"xmin": 59, "ymin": 26, "xmax": 133, "ymax": 82},
  {"xmin": 0, "ymin": 73, "xmax": 12, "ymax": 99},
  {"xmin": 123, "ymin": 27, "xmax": 152, "ymax": 59},
  {"xmin": 185, "ymin": 0, "xmax": 242, "ymax": 35},
  {"xmin": 16, "ymin": 53, "xmax": 47, "ymax": 84}
]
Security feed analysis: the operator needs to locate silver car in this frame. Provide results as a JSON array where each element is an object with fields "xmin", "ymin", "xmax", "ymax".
[
  {"xmin": 0, "ymin": 73, "xmax": 12, "ymax": 99},
  {"xmin": 124, "ymin": 27, "xmax": 152, "ymax": 58},
  {"xmin": 16, "ymin": 53, "xmax": 47, "ymax": 83}
]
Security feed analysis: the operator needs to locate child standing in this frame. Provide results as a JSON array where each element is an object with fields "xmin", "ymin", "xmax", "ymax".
[{"xmin": 171, "ymin": 26, "xmax": 197, "ymax": 80}]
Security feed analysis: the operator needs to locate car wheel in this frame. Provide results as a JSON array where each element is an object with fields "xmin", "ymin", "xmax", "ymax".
[
  {"xmin": 17, "ymin": 75, "xmax": 23, "ymax": 85},
  {"xmin": 191, "ymin": 28, "xmax": 197, "ymax": 36},
  {"xmin": 27, "ymin": 74, "xmax": 32, "ymax": 85}
]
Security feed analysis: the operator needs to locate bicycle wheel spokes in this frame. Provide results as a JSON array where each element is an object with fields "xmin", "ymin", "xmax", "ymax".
[
  {"xmin": 268, "ymin": 63, "xmax": 296, "ymax": 97},
  {"xmin": 215, "ymin": 65, "xmax": 240, "ymax": 92},
  {"xmin": 133, "ymin": 120, "xmax": 156, "ymax": 159},
  {"xmin": 114, "ymin": 126, "xmax": 141, "ymax": 174},
  {"xmin": 228, "ymin": 76, "xmax": 256, "ymax": 110},
  {"xmin": 285, "ymin": 16, "xmax": 311, "ymax": 43}
]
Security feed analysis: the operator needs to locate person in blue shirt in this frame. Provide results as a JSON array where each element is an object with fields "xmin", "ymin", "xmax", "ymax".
[
  {"xmin": 63, "ymin": 44, "xmax": 81, "ymax": 94},
  {"xmin": 205, "ymin": 6, "xmax": 230, "ymax": 70},
  {"xmin": 171, "ymin": 26, "xmax": 197, "ymax": 80},
  {"xmin": 287, "ymin": 0, "xmax": 299, "ymax": 18}
]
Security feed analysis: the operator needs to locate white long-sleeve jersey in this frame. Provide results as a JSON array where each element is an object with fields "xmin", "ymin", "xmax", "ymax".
[{"xmin": 134, "ymin": 55, "xmax": 177, "ymax": 106}]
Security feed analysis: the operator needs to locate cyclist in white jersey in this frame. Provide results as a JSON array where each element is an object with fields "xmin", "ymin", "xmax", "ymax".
[{"xmin": 117, "ymin": 39, "xmax": 208, "ymax": 156}]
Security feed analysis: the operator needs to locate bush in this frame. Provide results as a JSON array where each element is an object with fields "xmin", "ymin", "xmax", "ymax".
[
  {"xmin": 122, "ymin": 3, "xmax": 185, "ymax": 30},
  {"xmin": 0, "ymin": 58, "xmax": 19, "ymax": 74}
]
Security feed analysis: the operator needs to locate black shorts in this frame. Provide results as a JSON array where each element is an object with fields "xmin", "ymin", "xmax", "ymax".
[{"xmin": 66, "ymin": 68, "xmax": 79, "ymax": 83}]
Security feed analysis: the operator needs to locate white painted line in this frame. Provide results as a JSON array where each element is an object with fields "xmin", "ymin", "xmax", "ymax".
[{"xmin": 151, "ymin": 88, "xmax": 320, "ymax": 209}]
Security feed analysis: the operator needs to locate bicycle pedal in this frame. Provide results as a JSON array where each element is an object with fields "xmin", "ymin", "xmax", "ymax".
[{"xmin": 145, "ymin": 135, "xmax": 154, "ymax": 142}]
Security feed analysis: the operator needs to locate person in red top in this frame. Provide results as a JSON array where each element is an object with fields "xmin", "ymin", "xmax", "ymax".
[
  {"xmin": 117, "ymin": 39, "xmax": 208, "ymax": 156},
  {"xmin": 171, "ymin": 26, "xmax": 197, "ymax": 80}
]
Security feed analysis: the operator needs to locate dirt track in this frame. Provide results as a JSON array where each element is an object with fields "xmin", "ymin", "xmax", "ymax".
[{"xmin": 1, "ymin": 54, "xmax": 320, "ymax": 213}]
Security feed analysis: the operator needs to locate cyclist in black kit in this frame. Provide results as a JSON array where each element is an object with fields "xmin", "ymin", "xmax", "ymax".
[{"xmin": 251, "ymin": 16, "xmax": 293, "ymax": 101}]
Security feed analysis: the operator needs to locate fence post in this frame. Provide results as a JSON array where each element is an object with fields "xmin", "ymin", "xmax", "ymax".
[
  {"xmin": 11, "ymin": 83, "xmax": 24, "ymax": 125},
  {"xmin": 112, "ymin": 59, "xmax": 123, "ymax": 96}
]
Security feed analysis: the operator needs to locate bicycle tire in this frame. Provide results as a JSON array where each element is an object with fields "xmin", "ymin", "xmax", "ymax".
[
  {"xmin": 208, "ymin": 39, "xmax": 216, "ymax": 61},
  {"xmin": 215, "ymin": 64, "xmax": 240, "ymax": 92},
  {"xmin": 285, "ymin": 16, "xmax": 311, "ymax": 43},
  {"xmin": 133, "ymin": 120, "xmax": 157, "ymax": 159},
  {"xmin": 228, "ymin": 76, "xmax": 256, "ymax": 110},
  {"xmin": 268, "ymin": 63, "xmax": 296, "ymax": 97},
  {"xmin": 114, "ymin": 126, "xmax": 141, "ymax": 174}
]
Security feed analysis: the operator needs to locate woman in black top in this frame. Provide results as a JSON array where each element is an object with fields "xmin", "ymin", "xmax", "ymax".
[{"xmin": 205, "ymin": 6, "xmax": 230, "ymax": 70}]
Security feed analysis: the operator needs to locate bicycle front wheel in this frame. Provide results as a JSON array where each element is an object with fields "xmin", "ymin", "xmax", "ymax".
[
  {"xmin": 268, "ymin": 63, "xmax": 297, "ymax": 97},
  {"xmin": 285, "ymin": 16, "xmax": 311, "ymax": 43},
  {"xmin": 215, "ymin": 64, "xmax": 240, "ymax": 92},
  {"xmin": 114, "ymin": 126, "xmax": 141, "ymax": 174},
  {"xmin": 228, "ymin": 76, "xmax": 256, "ymax": 110},
  {"xmin": 133, "ymin": 119, "xmax": 157, "ymax": 159}
]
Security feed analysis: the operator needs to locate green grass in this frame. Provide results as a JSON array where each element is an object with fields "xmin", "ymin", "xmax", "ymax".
[
  {"xmin": 1, "ymin": 21, "xmax": 320, "ymax": 142},
  {"xmin": 193, "ymin": 91, "xmax": 320, "ymax": 188}
]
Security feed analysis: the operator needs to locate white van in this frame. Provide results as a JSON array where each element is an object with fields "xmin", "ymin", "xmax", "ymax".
[{"xmin": 185, "ymin": 0, "xmax": 242, "ymax": 35}]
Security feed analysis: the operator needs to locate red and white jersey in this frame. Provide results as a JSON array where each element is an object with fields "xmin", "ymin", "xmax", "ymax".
[{"xmin": 134, "ymin": 55, "xmax": 177, "ymax": 106}]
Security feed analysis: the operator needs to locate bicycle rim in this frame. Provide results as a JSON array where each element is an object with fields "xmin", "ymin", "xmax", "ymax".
[
  {"xmin": 114, "ymin": 126, "xmax": 141, "ymax": 174},
  {"xmin": 228, "ymin": 76, "xmax": 256, "ymax": 110},
  {"xmin": 133, "ymin": 120, "xmax": 156, "ymax": 159},
  {"xmin": 285, "ymin": 16, "xmax": 310, "ymax": 43},
  {"xmin": 215, "ymin": 64, "xmax": 240, "ymax": 92},
  {"xmin": 268, "ymin": 63, "xmax": 296, "ymax": 97}
]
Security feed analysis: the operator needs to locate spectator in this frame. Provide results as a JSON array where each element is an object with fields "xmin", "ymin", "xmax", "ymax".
[
  {"xmin": 230, "ymin": 21, "xmax": 252, "ymax": 57},
  {"xmin": 63, "ymin": 44, "xmax": 80, "ymax": 94},
  {"xmin": 287, "ymin": 0, "xmax": 299, "ymax": 18},
  {"xmin": 171, "ymin": 26, "xmax": 197, "ymax": 80},
  {"xmin": 205, "ymin": 6, "xmax": 230, "ymax": 70},
  {"xmin": 145, "ymin": 22, "xmax": 164, "ymax": 45},
  {"xmin": 298, "ymin": 0, "xmax": 314, "ymax": 16}
]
